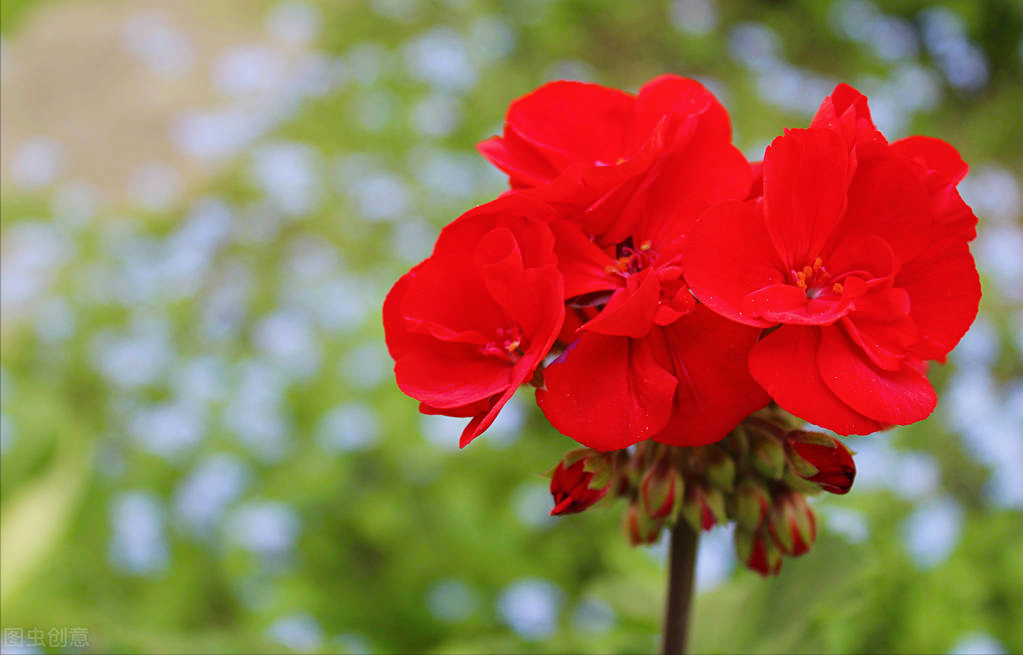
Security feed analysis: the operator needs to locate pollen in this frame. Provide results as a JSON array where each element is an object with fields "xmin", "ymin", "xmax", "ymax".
[
  {"xmin": 639, "ymin": 241, "xmax": 653, "ymax": 251},
  {"xmin": 832, "ymin": 282, "xmax": 844, "ymax": 294},
  {"xmin": 791, "ymin": 257, "xmax": 835, "ymax": 295}
]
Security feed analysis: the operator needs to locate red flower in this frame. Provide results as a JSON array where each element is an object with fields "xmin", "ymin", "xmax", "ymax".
[
  {"xmin": 478, "ymin": 75, "xmax": 752, "ymax": 247},
  {"xmin": 491, "ymin": 76, "xmax": 770, "ymax": 452},
  {"xmin": 383, "ymin": 195, "xmax": 565, "ymax": 447},
  {"xmin": 684, "ymin": 126, "xmax": 980, "ymax": 435}
]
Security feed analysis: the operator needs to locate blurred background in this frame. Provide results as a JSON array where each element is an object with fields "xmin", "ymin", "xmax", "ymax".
[{"xmin": 1, "ymin": 0, "xmax": 1021, "ymax": 653}]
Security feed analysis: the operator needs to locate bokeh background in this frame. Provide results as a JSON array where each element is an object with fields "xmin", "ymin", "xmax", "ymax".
[{"xmin": 1, "ymin": 0, "xmax": 1021, "ymax": 653}]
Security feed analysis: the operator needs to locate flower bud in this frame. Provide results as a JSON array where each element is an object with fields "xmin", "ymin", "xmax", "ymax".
[
  {"xmin": 767, "ymin": 492, "xmax": 817, "ymax": 556},
  {"xmin": 735, "ymin": 527, "xmax": 782, "ymax": 577},
  {"xmin": 680, "ymin": 483, "xmax": 727, "ymax": 533},
  {"xmin": 640, "ymin": 461, "xmax": 684, "ymax": 518},
  {"xmin": 623, "ymin": 500, "xmax": 665, "ymax": 546},
  {"xmin": 702, "ymin": 446, "xmax": 735, "ymax": 491},
  {"xmin": 549, "ymin": 452, "xmax": 612, "ymax": 516},
  {"xmin": 785, "ymin": 430, "xmax": 856, "ymax": 494},
  {"xmin": 733, "ymin": 478, "xmax": 771, "ymax": 531},
  {"xmin": 748, "ymin": 426, "xmax": 786, "ymax": 480}
]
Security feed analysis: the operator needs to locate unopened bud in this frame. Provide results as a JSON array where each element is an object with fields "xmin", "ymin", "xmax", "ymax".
[
  {"xmin": 623, "ymin": 500, "xmax": 665, "ymax": 546},
  {"xmin": 681, "ymin": 483, "xmax": 727, "ymax": 533},
  {"xmin": 748, "ymin": 426, "xmax": 786, "ymax": 480},
  {"xmin": 767, "ymin": 492, "xmax": 817, "ymax": 556},
  {"xmin": 640, "ymin": 462, "xmax": 684, "ymax": 518},
  {"xmin": 549, "ymin": 452, "xmax": 612, "ymax": 516},
  {"xmin": 735, "ymin": 527, "xmax": 782, "ymax": 577},
  {"xmin": 734, "ymin": 478, "xmax": 771, "ymax": 531},
  {"xmin": 785, "ymin": 430, "xmax": 856, "ymax": 494},
  {"xmin": 703, "ymin": 446, "xmax": 735, "ymax": 491}
]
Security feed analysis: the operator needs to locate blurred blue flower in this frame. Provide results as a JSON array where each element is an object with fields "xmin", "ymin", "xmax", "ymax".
[
  {"xmin": 266, "ymin": 612, "xmax": 324, "ymax": 652},
  {"xmin": 497, "ymin": 579, "xmax": 564, "ymax": 640},
  {"xmin": 317, "ymin": 402, "xmax": 380, "ymax": 453},
  {"xmin": 901, "ymin": 496, "xmax": 963, "ymax": 569},
  {"xmin": 109, "ymin": 492, "xmax": 170, "ymax": 575},
  {"xmin": 174, "ymin": 453, "xmax": 249, "ymax": 536}
]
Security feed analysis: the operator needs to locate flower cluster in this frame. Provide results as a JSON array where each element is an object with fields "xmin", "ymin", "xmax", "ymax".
[{"xmin": 383, "ymin": 75, "xmax": 980, "ymax": 570}]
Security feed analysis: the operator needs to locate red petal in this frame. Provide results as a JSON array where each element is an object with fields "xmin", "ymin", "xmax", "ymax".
[
  {"xmin": 500, "ymin": 80, "xmax": 635, "ymax": 176},
  {"xmin": 817, "ymin": 325, "xmax": 937, "ymax": 425},
  {"xmin": 653, "ymin": 279, "xmax": 697, "ymax": 326},
  {"xmin": 763, "ymin": 128, "xmax": 851, "ymax": 270},
  {"xmin": 891, "ymin": 136, "xmax": 975, "ymax": 241},
  {"xmin": 683, "ymin": 200, "xmax": 785, "ymax": 328},
  {"xmin": 477, "ymin": 134, "xmax": 560, "ymax": 188},
  {"xmin": 538, "ymin": 332, "xmax": 678, "ymax": 450},
  {"xmin": 840, "ymin": 288, "xmax": 917, "ymax": 371},
  {"xmin": 651, "ymin": 307, "xmax": 770, "ymax": 446},
  {"xmin": 749, "ymin": 325, "xmax": 884, "ymax": 435},
  {"xmin": 633, "ymin": 75, "xmax": 731, "ymax": 147},
  {"xmin": 434, "ymin": 193, "xmax": 559, "ymax": 268},
  {"xmin": 748, "ymin": 161, "xmax": 764, "ymax": 199},
  {"xmin": 580, "ymin": 268, "xmax": 661, "ymax": 338},
  {"xmin": 824, "ymin": 146, "xmax": 932, "ymax": 265},
  {"xmin": 890, "ymin": 135, "xmax": 968, "ymax": 183},
  {"xmin": 809, "ymin": 83, "xmax": 885, "ymax": 147},
  {"xmin": 395, "ymin": 340, "xmax": 511, "ymax": 408},
  {"xmin": 400, "ymin": 253, "xmax": 503, "ymax": 345},
  {"xmin": 548, "ymin": 218, "xmax": 619, "ymax": 299},
  {"xmin": 896, "ymin": 237, "xmax": 981, "ymax": 362},
  {"xmin": 419, "ymin": 398, "xmax": 492, "ymax": 418},
  {"xmin": 740, "ymin": 284, "xmax": 850, "ymax": 326},
  {"xmin": 383, "ymin": 264, "xmax": 420, "ymax": 359}
]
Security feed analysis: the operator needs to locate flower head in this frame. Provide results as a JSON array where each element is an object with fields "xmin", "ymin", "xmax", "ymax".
[
  {"xmin": 684, "ymin": 120, "xmax": 980, "ymax": 435},
  {"xmin": 383, "ymin": 195, "xmax": 566, "ymax": 446}
]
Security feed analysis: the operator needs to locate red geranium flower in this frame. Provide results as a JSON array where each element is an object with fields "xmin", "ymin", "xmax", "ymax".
[
  {"xmin": 684, "ymin": 126, "xmax": 980, "ymax": 435},
  {"xmin": 811, "ymin": 83, "xmax": 977, "ymax": 242},
  {"xmin": 475, "ymin": 77, "xmax": 769, "ymax": 451},
  {"xmin": 530, "ymin": 149, "xmax": 768, "ymax": 449},
  {"xmin": 383, "ymin": 195, "xmax": 566, "ymax": 446},
  {"xmin": 478, "ymin": 75, "xmax": 751, "ymax": 248}
]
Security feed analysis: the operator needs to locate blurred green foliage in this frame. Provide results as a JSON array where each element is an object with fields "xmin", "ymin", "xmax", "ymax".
[{"xmin": 1, "ymin": 0, "xmax": 1021, "ymax": 653}]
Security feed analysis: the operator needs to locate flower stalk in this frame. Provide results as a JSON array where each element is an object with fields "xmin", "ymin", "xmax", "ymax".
[{"xmin": 661, "ymin": 520, "xmax": 699, "ymax": 655}]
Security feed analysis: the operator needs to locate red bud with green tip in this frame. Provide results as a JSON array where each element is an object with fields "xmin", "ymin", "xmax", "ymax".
[
  {"xmin": 549, "ymin": 455, "xmax": 612, "ymax": 516},
  {"xmin": 640, "ymin": 461, "xmax": 684, "ymax": 518},
  {"xmin": 735, "ymin": 527, "xmax": 782, "ymax": 577},
  {"xmin": 785, "ymin": 430, "xmax": 856, "ymax": 494},
  {"xmin": 767, "ymin": 492, "xmax": 817, "ymax": 556},
  {"xmin": 623, "ymin": 500, "xmax": 665, "ymax": 546},
  {"xmin": 680, "ymin": 483, "xmax": 727, "ymax": 532}
]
